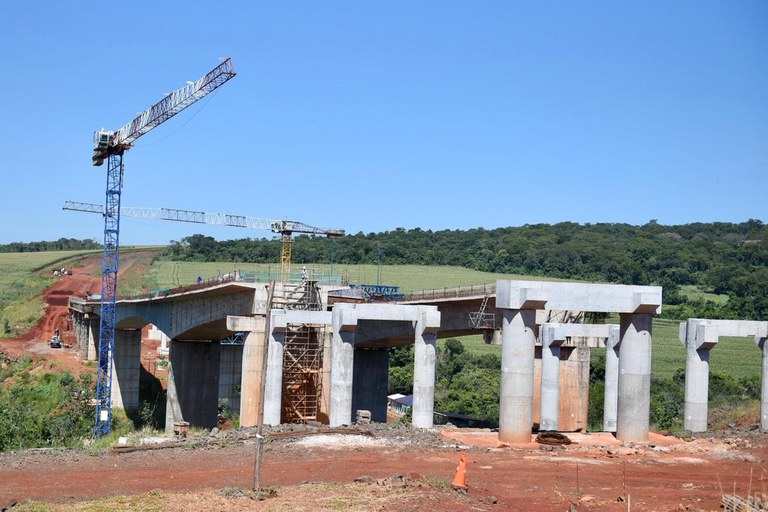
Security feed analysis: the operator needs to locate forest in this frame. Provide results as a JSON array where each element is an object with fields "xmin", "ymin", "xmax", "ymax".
[
  {"xmin": 0, "ymin": 238, "xmax": 99, "ymax": 253},
  {"xmin": 165, "ymin": 220, "xmax": 768, "ymax": 320}
]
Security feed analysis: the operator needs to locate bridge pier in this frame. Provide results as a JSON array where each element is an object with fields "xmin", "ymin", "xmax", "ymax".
[
  {"xmin": 603, "ymin": 325, "xmax": 621, "ymax": 432},
  {"xmin": 165, "ymin": 339, "xmax": 221, "ymax": 432},
  {"xmin": 71, "ymin": 310, "xmax": 99, "ymax": 361},
  {"xmin": 111, "ymin": 329, "xmax": 141, "ymax": 412},
  {"xmin": 499, "ymin": 308, "xmax": 537, "ymax": 443},
  {"xmin": 218, "ymin": 343, "xmax": 243, "ymax": 417},
  {"xmin": 679, "ymin": 319, "xmax": 768, "ymax": 432},
  {"xmin": 497, "ymin": 280, "xmax": 661, "ymax": 443},
  {"xmin": 352, "ymin": 349, "xmax": 390, "ymax": 423},
  {"xmin": 616, "ymin": 313, "xmax": 653, "ymax": 441},
  {"xmin": 330, "ymin": 305, "xmax": 356, "ymax": 426}
]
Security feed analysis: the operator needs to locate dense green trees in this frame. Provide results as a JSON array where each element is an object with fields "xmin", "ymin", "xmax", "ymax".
[
  {"xmin": 166, "ymin": 220, "xmax": 767, "ymax": 320},
  {"xmin": 0, "ymin": 238, "xmax": 100, "ymax": 252},
  {"xmin": 390, "ymin": 339, "xmax": 501, "ymax": 427}
]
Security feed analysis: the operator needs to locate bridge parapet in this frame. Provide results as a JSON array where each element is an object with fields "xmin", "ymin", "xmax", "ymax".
[{"xmin": 407, "ymin": 283, "xmax": 496, "ymax": 302}]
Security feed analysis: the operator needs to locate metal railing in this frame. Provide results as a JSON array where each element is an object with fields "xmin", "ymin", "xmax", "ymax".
[{"xmin": 406, "ymin": 282, "xmax": 496, "ymax": 301}]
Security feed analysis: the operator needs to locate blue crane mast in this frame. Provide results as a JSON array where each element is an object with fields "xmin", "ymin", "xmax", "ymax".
[{"xmin": 90, "ymin": 59, "xmax": 236, "ymax": 437}]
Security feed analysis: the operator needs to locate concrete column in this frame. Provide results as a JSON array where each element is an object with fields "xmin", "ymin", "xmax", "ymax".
[
  {"xmin": 539, "ymin": 325, "xmax": 562, "ymax": 431},
  {"xmin": 319, "ymin": 326, "xmax": 333, "ymax": 424},
  {"xmin": 499, "ymin": 308, "xmax": 536, "ymax": 443},
  {"xmin": 111, "ymin": 329, "xmax": 141, "ymax": 411},
  {"xmin": 352, "ymin": 349, "xmax": 389, "ymax": 423},
  {"xmin": 412, "ymin": 312, "xmax": 437, "ymax": 429},
  {"xmin": 218, "ymin": 344, "xmax": 243, "ymax": 416},
  {"xmin": 87, "ymin": 316, "xmax": 99, "ymax": 361},
  {"xmin": 239, "ymin": 317, "xmax": 267, "ymax": 428},
  {"xmin": 759, "ymin": 337, "xmax": 768, "ymax": 431},
  {"xmin": 616, "ymin": 313, "xmax": 652, "ymax": 442},
  {"xmin": 603, "ymin": 325, "xmax": 620, "ymax": 432},
  {"xmin": 682, "ymin": 320, "xmax": 716, "ymax": 432},
  {"xmin": 330, "ymin": 306, "xmax": 356, "ymax": 426},
  {"xmin": 561, "ymin": 338, "xmax": 591, "ymax": 432},
  {"xmin": 263, "ymin": 323, "xmax": 285, "ymax": 426},
  {"xmin": 165, "ymin": 339, "xmax": 221, "ymax": 432}
]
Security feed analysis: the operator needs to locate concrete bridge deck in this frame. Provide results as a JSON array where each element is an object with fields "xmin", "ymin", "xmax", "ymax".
[{"xmin": 69, "ymin": 278, "xmax": 663, "ymax": 444}]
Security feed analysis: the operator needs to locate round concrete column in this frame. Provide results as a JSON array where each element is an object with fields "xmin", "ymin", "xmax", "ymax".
[
  {"xmin": 539, "ymin": 325, "xmax": 560, "ymax": 432},
  {"xmin": 616, "ymin": 313, "xmax": 652, "ymax": 442},
  {"xmin": 683, "ymin": 345, "xmax": 711, "ymax": 432},
  {"xmin": 412, "ymin": 328, "xmax": 437, "ymax": 429},
  {"xmin": 240, "ymin": 323, "xmax": 267, "ymax": 428},
  {"xmin": 263, "ymin": 329, "xmax": 285, "ymax": 425},
  {"xmin": 499, "ymin": 309, "xmax": 536, "ymax": 443},
  {"xmin": 603, "ymin": 325, "xmax": 620, "ymax": 432},
  {"xmin": 329, "ymin": 308, "xmax": 354, "ymax": 427}
]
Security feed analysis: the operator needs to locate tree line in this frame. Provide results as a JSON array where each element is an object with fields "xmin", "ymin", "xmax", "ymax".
[
  {"xmin": 0, "ymin": 238, "xmax": 100, "ymax": 253},
  {"xmin": 166, "ymin": 220, "xmax": 767, "ymax": 320}
]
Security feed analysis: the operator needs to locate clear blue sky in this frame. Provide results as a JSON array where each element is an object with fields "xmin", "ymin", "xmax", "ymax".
[{"xmin": 1, "ymin": 1, "xmax": 766, "ymax": 245}]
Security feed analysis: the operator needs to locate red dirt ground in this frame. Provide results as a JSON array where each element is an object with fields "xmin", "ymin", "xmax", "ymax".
[
  {"xmin": 1, "ymin": 255, "xmax": 767, "ymax": 511},
  {"xmin": 0, "ymin": 252, "xmax": 153, "ymax": 371},
  {"xmin": 1, "ymin": 428, "xmax": 767, "ymax": 511}
]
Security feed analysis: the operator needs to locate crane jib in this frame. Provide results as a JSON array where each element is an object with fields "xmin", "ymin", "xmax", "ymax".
[{"xmin": 92, "ymin": 58, "xmax": 236, "ymax": 165}]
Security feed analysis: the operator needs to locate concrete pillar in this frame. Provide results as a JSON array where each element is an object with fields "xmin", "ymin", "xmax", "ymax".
[
  {"xmin": 319, "ymin": 326, "xmax": 333, "ymax": 424},
  {"xmin": 111, "ymin": 329, "xmax": 141, "ymax": 411},
  {"xmin": 616, "ymin": 313, "xmax": 652, "ymax": 442},
  {"xmin": 239, "ymin": 317, "xmax": 267, "ymax": 428},
  {"xmin": 603, "ymin": 325, "xmax": 620, "ymax": 432},
  {"xmin": 499, "ymin": 308, "xmax": 536, "ymax": 443},
  {"xmin": 165, "ymin": 339, "xmax": 221, "ymax": 431},
  {"xmin": 412, "ymin": 313, "xmax": 437, "ymax": 428},
  {"xmin": 85, "ymin": 315, "xmax": 99, "ymax": 361},
  {"xmin": 483, "ymin": 329, "xmax": 502, "ymax": 346},
  {"xmin": 682, "ymin": 320, "xmax": 716, "ymax": 432},
  {"xmin": 330, "ymin": 306, "xmax": 355, "ymax": 426},
  {"xmin": 539, "ymin": 325, "xmax": 562, "ymax": 431},
  {"xmin": 264, "ymin": 321, "xmax": 285, "ymax": 426},
  {"xmin": 559, "ymin": 339, "xmax": 590, "ymax": 431},
  {"xmin": 352, "ymin": 349, "xmax": 389, "ymax": 423},
  {"xmin": 758, "ymin": 335, "xmax": 768, "ymax": 431},
  {"xmin": 218, "ymin": 344, "xmax": 243, "ymax": 416}
]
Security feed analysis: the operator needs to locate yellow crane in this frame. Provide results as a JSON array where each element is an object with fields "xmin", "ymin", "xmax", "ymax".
[{"xmin": 63, "ymin": 201, "xmax": 345, "ymax": 282}]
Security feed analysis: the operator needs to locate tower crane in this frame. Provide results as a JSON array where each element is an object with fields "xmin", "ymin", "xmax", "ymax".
[
  {"xmin": 62, "ymin": 201, "xmax": 345, "ymax": 282},
  {"xmin": 89, "ymin": 59, "xmax": 236, "ymax": 437}
]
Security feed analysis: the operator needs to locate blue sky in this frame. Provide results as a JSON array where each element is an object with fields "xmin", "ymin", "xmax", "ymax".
[{"xmin": 1, "ymin": 1, "xmax": 766, "ymax": 245}]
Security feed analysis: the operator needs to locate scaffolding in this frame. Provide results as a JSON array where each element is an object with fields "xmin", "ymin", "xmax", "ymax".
[
  {"xmin": 469, "ymin": 294, "xmax": 496, "ymax": 330},
  {"xmin": 281, "ymin": 323, "xmax": 322, "ymax": 423}
]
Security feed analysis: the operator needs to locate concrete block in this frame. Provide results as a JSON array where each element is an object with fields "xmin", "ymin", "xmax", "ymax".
[
  {"xmin": 227, "ymin": 315, "xmax": 263, "ymax": 332},
  {"xmin": 339, "ymin": 305, "xmax": 359, "ymax": 332},
  {"xmin": 419, "ymin": 308, "xmax": 442, "ymax": 334},
  {"xmin": 696, "ymin": 323, "xmax": 719, "ymax": 350},
  {"xmin": 496, "ymin": 280, "xmax": 662, "ymax": 314},
  {"xmin": 270, "ymin": 309, "xmax": 287, "ymax": 333}
]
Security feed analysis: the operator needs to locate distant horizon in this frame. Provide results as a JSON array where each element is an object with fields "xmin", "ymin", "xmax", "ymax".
[{"xmin": 2, "ymin": 217, "xmax": 766, "ymax": 248}]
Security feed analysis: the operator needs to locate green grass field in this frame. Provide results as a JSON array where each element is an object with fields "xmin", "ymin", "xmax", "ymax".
[
  {"xmin": 0, "ymin": 251, "xmax": 762, "ymax": 381},
  {"xmin": 146, "ymin": 260, "xmax": 763, "ymax": 380},
  {"xmin": 147, "ymin": 260, "xmax": 566, "ymax": 291},
  {"xmin": 0, "ymin": 250, "xmax": 99, "ymax": 337}
]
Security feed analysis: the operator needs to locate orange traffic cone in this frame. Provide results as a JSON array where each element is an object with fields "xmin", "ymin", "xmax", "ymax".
[{"xmin": 451, "ymin": 452, "xmax": 468, "ymax": 489}]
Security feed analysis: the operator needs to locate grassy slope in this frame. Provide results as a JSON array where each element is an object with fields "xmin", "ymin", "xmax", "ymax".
[{"xmin": 0, "ymin": 250, "xmax": 99, "ymax": 336}]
